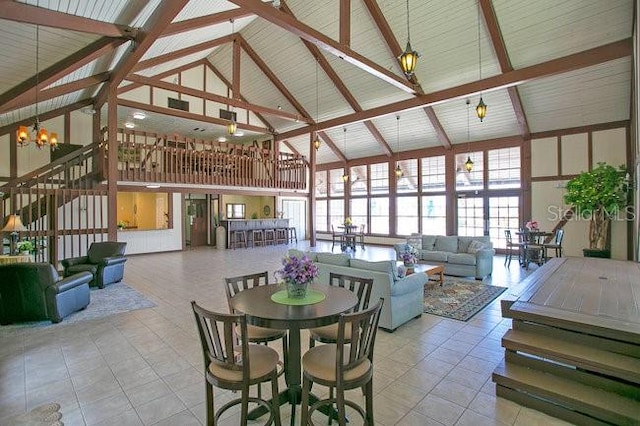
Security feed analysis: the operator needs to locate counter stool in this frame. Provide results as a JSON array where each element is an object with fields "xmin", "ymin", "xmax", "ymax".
[
  {"xmin": 287, "ymin": 227, "xmax": 297, "ymax": 244},
  {"xmin": 264, "ymin": 229, "xmax": 276, "ymax": 246},
  {"xmin": 251, "ymin": 229, "xmax": 265, "ymax": 247},
  {"xmin": 230, "ymin": 230, "xmax": 247, "ymax": 249},
  {"xmin": 275, "ymin": 228, "xmax": 288, "ymax": 245}
]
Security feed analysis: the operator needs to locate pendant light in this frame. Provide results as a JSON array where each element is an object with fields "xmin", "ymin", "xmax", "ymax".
[
  {"xmin": 394, "ymin": 115, "xmax": 403, "ymax": 178},
  {"xmin": 475, "ymin": 0, "xmax": 487, "ymax": 121},
  {"xmin": 341, "ymin": 127, "xmax": 349, "ymax": 182},
  {"xmin": 465, "ymin": 99, "xmax": 474, "ymax": 173},
  {"xmin": 313, "ymin": 57, "xmax": 321, "ymax": 150},
  {"xmin": 16, "ymin": 23, "xmax": 58, "ymax": 150},
  {"xmin": 227, "ymin": 19, "xmax": 237, "ymax": 136},
  {"xmin": 399, "ymin": 0, "xmax": 419, "ymax": 76}
]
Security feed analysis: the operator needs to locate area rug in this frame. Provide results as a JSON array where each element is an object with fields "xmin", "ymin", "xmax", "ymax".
[
  {"xmin": 0, "ymin": 282, "xmax": 155, "ymax": 331},
  {"xmin": 423, "ymin": 277, "xmax": 506, "ymax": 321}
]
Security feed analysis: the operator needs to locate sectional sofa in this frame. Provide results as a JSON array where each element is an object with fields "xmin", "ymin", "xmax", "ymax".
[
  {"xmin": 288, "ymin": 249, "xmax": 428, "ymax": 331},
  {"xmin": 394, "ymin": 235, "xmax": 494, "ymax": 279}
]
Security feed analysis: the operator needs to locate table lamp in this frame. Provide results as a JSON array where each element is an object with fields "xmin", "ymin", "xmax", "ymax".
[{"xmin": 1, "ymin": 214, "xmax": 26, "ymax": 255}]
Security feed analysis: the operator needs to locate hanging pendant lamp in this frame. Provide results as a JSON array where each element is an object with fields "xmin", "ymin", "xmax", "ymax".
[
  {"xmin": 399, "ymin": 0, "xmax": 419, "ymax": 76},
  {"xmin": 465, "ymin": 99, "xmax": 473, "ymax": 172},
  {"xmin": 475, "ymin": 0, "xmax": 487, "ymax": 121},
  {"xmin": 395, "ymin": 116, "xmax": 403, "ymax": 178},
  {"xmin": 342, "ymin": 128, "xmax": 349, "ymax": 182}
]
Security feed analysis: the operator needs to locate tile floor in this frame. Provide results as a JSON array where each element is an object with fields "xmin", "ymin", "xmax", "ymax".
[{"xmin": 0, "ymin": 241, "xmax": 575, "ymax": 426}]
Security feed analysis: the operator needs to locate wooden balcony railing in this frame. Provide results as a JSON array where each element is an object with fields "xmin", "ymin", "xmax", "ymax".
[{"xmin": 107, "ymin": 129, "xmax": 308, "ymax": 189}]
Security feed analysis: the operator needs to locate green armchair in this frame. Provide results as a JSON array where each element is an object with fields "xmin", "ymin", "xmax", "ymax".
[
  {"xmin": 61, "ymin": 242, "xmax": 127, "ymax": 289},
  {"xmin": 0, "ymin": 263, "xmax": 92, "ymax": 324}
]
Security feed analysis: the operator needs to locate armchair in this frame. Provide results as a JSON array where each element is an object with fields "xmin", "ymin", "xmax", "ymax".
[
  {"xmin": 0, "ymin": 263, "xmax": 91, "ymax": 324},
  {"xmin": 62, "ymin": 242, "xmax": 127, "ymax": 289}
]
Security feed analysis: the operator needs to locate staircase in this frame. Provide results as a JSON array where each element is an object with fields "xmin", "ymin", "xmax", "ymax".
[{"xmin": 493, "ymin": 258, "xmax": 640, "ymax": 425}]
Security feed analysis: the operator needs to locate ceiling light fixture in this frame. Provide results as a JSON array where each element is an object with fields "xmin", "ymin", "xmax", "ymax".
[
  {"xmin": 132, "ymin": 112, "xmax": 146, "ymax": 120},
  {"xmin": 228, "ymin": 19, "xmax": 238, "ymax": 136},
  {"xmin": 342, "ymin": 127, "xmax": 349, "ymax": 182},
  {"xmin": 146, "ymin": 184, "xmax": 161, "ymax": 189},
  {"xmin": 399, "ymin": 0, "xmax": 419, "ymax": 76},
  {"xmin": 124, "ymin": 122, "xmax": 135, "ymax": 129},
  {"xmin": 16, "ymin": 23, "xmax": 58, "ymax": 150},
  {"xmin": 395, "ymin": 115, "xmax": 403, "ymax": 178},
  {"xmin": 475, "ymin": 0, "xmax": 487, "ymax": 122},
  {"xmin": 313, "ymin": 56, "xmax": 321, "ymax": 150},
  {"xmin": 465, "ymin": 99, "xmax": 474, "ymax": 173}
]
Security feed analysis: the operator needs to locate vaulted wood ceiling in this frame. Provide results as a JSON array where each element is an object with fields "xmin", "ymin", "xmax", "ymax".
[{"xmin": 0, "ymin": 0, "xmax": 633, "ymax": 165}]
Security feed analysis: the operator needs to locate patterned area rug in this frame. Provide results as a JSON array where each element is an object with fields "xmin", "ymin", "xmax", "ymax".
[
  {"xmin": 424, "ymin": 277, "xmax": 506, "ymax": 321},
  {"xmin": 0, "ymin": 282, "xmax": 155, "ymax": 331}
]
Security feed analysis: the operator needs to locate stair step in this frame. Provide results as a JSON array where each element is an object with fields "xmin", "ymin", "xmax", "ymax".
[
  {"xmin": 493, "ymin": 360, "xmax": 640, "ymax": 425},
  {"xmin": 502, "ymin": 329, "xmax": 640, "ymax": 384}
]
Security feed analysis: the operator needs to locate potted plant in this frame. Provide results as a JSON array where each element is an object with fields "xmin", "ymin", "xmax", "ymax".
[
  {"xmin": 16, "ymin": 240, "xmax": 34, "ymax": 255},
  {"xmin": 563, "ymin": 162, "xmax": 629, "ymax": 258}
]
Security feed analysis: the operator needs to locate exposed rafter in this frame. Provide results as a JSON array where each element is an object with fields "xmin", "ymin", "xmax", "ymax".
[
  {"xmin": 0, "ymin": 2, "xmax": 135, "ymax": 38},
  {"xmin": 227, "ymin": 0, "xmax": 417, "ymax": 94},
  {"xmin": 479, "ymin": 0, "xmax": 530, "ymax": 138},
  {"xmin": 275, "ymin": 38, "xmax": 632, "ymax": 141},
  {"xmin": 0, "ymin": 99, "xmax": 93, "ymax": 137},
  {"xmin": 282, "ymin": 140, "xmax": 301, "ymax": 156},
  {"xmin": 318, "ymin": 131, "xmax": 347, "ymax": 162},
  {"xmin": 161, "ymin": 9, "xmax": 252, "ymax": 37},
  {"xmin": 119, "ymin": 59, "xmax": 211, "ymax": 95}
]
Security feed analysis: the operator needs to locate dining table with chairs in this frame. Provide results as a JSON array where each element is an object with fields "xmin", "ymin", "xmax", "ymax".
[{"xmin": 514, "ymin": 228, "xmax": 562, "ymax": 269}]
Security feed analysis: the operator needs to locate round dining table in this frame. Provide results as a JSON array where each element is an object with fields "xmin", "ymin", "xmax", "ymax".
[{"xmin": 230, "ymin": 283, "xmax": 358, "ymax": 424}]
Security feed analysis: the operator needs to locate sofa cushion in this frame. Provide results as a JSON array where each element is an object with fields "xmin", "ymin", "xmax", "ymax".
[
  {"xmin": 421, "ymin": 235, "xmax": 437, "ymax": 251},
  {"xmin": 422, "ymin": 251, "xmax": 449, "ymax": 262},
  {"xmin": 448, "ymin": 253, "xmax": 477, "ymax": 266},
  {"xmin": 316, "ymin": 252, "xmax": 350, "ymax": 267},
  {"xmin": 350, "ymin": 259, "xmax": 394, "ymax": 275},
  {"xmin": 467, "ymin": 240, "xmax": 488, "ymax": 254},
  {"xmin": 457, "ymin": 237, "xmax": 476, "ymax": 253},
  {"xmin": 407, "ymin": 233, "xmax": 422, "ymax": 250},
  {"xmin": 434, "ymin": 236, "xmax": 458, "ymax": 253},
  {"xmin": 287, "ymin": 249, "xmax": 318, "ymax": 262}
]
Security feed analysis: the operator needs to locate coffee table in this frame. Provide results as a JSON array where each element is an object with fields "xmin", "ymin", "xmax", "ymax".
[{"xmin": 405, "ymin": 263, "xmax": 444, "ymax": 286}]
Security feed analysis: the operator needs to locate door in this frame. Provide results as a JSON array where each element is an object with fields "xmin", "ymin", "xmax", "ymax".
[
  {"xmin": 188, "ymin": 199, "xmax": 208, "ymax": 247},
  {"xmin": 282, "ymin": 199, "xmax": 306, "ymax": 241}
]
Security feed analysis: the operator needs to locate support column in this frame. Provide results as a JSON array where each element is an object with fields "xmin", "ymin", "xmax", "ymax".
[
  {"xmin": 309, "ymin": 132, "xmax": 317, "ymax": 246},
  {"xmin": 107, "ymin": 85, "xmax": 118, "ymax": 241}
]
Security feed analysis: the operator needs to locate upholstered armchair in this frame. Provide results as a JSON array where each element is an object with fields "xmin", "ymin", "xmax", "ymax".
[
  {"xmin": 0, "ymin": 263, "xmax": 92, "ymax": 324},
  {"xmin": 61, "ymin": 242, "xmax": 127, "ymax": 289}
]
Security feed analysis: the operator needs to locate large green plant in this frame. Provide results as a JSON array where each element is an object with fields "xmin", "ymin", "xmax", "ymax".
[{"xmin": 563, "ymin": 162, "xmax": 628, "ymax": 250}]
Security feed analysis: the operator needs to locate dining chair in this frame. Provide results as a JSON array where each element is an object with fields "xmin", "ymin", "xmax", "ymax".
[
  {"xmin": 300, "ymin": 299, "xmax": 384, "ymax": 426},
  {"xmin": 357, "ymin": 224, "xmax": 366, "ymax": 250},
  {"xmin": 191, "ymin": 301, "xmax": 282, "ymax": 426},
  {"xmin": 504, "ymin": 229, "xmax": 525, "ymax": 267},
  {"xmin": 330, "ymin": 225, "xmax": 344, "ymax": 251},
  {"xmin": 224, "ymin": 272, "xmax": 288, "ymax": 397},
  {"xmin": 543, "ymin": 229, "xmax": 564, "ymax": 261}
]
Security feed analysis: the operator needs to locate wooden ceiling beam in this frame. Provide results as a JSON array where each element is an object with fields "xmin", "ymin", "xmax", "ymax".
[
  {"xmin": 281, "ymin": 140, "xmax": 301, "ymax": 156},
  {"xmin": 275, "ymin": 38, "xmax": 632, "ymax": 141},
  {"xmin": 232, "ymin": 35, "xmax": 241, "ymax": 97},
  {"xmin": 340, "ymin": 0, "xmax": 350, "ymax": 46},
  {"xmin": 480, "ymin": 0, "xmax": 530, "ymax": 138},
  {"xmin": 161, "ymin": 9, "xmax": 252, "ymax": 37},
  {"xmin": 0, "ymin": 37, "xmax": 125, "ymax": 114},
  {"xmin": 0, "ymin": 2, "xmax": 134, "ymax": 38},
  {"xmin": 119, "ymin": 59, "xmax": 210, "ymax": 95},
  {"xmin": 318, "ymin": 131, "xmax": 347, "ymax": 162},
  {"xmin": 238, "ymin": 34, "xmax": 311, "ymax": 121},
  {"xmin": 0, "ymin": 99, "xmax": 92, "ymax": 137},
  {"xmin": 362, "ymin": 0, "xmax": 452, "ymax": 150},
  {"xmin": 363, "ymin": 122, "xmax": 392, "ymax": 156},
  {"xmin": 96, "ymin": 0, "xmax": 189, "ymax": 107},
  {"xmin": 228, "ymin": 0, "xmax": 416, "ymax": 94},
  {"xmin": 131, "ymin": 34, "xmax": 235, "ymax": 73},
  {"xmin": 126, "ymin": 73, "xmax": 308, "ymax": 123},
  {"xmin": 118, "ymin": 98, "xmax": 270, "ymax": 134},
  {"xmin": 0, "ymin": 72, "xmax": 109, "ymax": 114},
  {"xmin": 203, "ymin": 61, "xmax": 275, "ymax": 132}
]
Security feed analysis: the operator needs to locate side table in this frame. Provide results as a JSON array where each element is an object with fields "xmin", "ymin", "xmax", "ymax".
[{"xmin": 0, "ymin": 254, "xmax": 34, "ymax": 265}]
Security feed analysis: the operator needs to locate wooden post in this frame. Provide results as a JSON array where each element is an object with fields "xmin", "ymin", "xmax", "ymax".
[
  {"xmin": 107, "ymin": 85, "xmax": 118, "ymax": 241},
  {"xmin": 309, "ymin": 132, "xmax": 317, "ymax": 246}
]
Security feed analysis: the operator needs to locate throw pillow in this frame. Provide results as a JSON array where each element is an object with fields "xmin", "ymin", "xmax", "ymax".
[
  {"xmin": 434, "ymin": 236, "xmax": 458, "ymax": 253},
  {"xmin": 407, "ymin": 233, "xmax": 422, "ymax": 250},
  {"xmin": 467, "ymin": 240, "xmax": 487, "ymax": 254}
]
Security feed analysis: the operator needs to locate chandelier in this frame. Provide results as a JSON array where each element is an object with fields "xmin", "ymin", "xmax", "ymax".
[{"xmin": 16, "ymin": 24, "xmax": 58, "ymax": 150}]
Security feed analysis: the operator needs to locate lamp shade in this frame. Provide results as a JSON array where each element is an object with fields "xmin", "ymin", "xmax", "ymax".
[
  {"xmin": 17, "ymin": 126, "xmax": 29, "ymax": 143},
  {"xmin": 395, "ymin": 164, "xmax": 403, "ymax": 178},
  {"xmin": 227, "ymin": 120, "xmax": 237, "ymax": 135},
  {"xmin": 476, "ymin": 97, "xmax": 487, "ymax": 121},
  {"xmin": 313, "ymin": 137, "xmax": 321, "ymax": 150},
  {"xmin": 2, "ymin": 215, "xmax": 26, "ymax": 232},
  {"xmin": 399, "ymin": 41, "xmax": 418, "ymax": 75},
  {"xmin": 465, "ymin": 156, "xmax": 474, "ymax": 173}
]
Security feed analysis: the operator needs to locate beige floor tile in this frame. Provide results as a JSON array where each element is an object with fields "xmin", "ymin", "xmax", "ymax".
[
  {"xmin": 92, "ymin": 408, "xmax": 143, "ymax": 426},
  {"xmin": 396, "ymin": 410, "xmax": 446, "ymax": 425},
  {"xmin": 152, "ymin": 409, "xmax": 201, "ymax": 426},
  {"xmin": 468, "ymin": 392, "xmax": 521, "ymax": 425},
  {"xmin": 81, "ymin": 392, "xmax": 133, "ymax": 425},
  {"xmin": 444, "ymin": 365, "xmax": 489, "ymax": 390},
  {"xmin": 430, "ymin": 379, "xmax": 478, "ymax": 407},
  {"xmin": 514, "ymin": 406, "xmax": 576, "ymax": 426},
  {"xmin": 125, "ymin": 378, "xmax": 172, "ymax": 408},
  {"xmin": 134, "ymin": 392, "xmax": 186, "ymax": 425},
  {"xmin": 414, "ymin": 394, "xmax": 465, "ymax": 425},
  {"xmin": 456, "ymin": 409, "xmax": 510, "ymax": 426}
]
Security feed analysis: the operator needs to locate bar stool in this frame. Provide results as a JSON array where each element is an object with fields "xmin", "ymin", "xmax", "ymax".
[
  {"xmin": 287, "ymin": 227, "xmax": 297, "ymax": 244},
  {"xmin": 275, "ymin": 228, "xmax": 288, "ymax": 245},
  {"xmin": 251, "ymin": 229, "xmax": 265, "ymax": 247},
  {"xmin": 264, "ymin": 228, "xmax": 276, "ymax": 245},
  {"xmin": 229, "ymin": 230, "xmax": 247, "ymax": 249}
]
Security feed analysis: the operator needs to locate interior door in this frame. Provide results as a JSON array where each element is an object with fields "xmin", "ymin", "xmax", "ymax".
[{"xmin": 190, "ymin": 199, "xmax": 208, "ymax": 247}]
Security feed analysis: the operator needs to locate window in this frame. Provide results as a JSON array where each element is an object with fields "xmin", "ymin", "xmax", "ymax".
[
  {"xmin": 456, "ymin": 152, "xmax": 483, "ymax": 191},
  {"xmin": 117, "ymin": 192, "xmax": 170, "ymax": 230},
  {"xmin": 421, "ymin": 156, "xmax": 445, "ymax": 192},
  {"xmin": 396, "ymin": 196, "xmax": 418, "ymax": 235},
  {"xmin": 370, "ymin": 198, "xmax": 389, "ymax": 234},
  {"xmin": 315, "ymin": 170, "xmax": 327, "ymax": 197},
  {"xmin": 370, "ymin": 163, "xmax": 389, "ymax": 195},
  {"xmin": 350, "ymin": 165, "xmax": 367, "ymax": 195},
  {"xmin": 488, "ymin": 147, "xmax": 520, "ymax": 189},
  {"xmin": 489, "ymin": 196, "xmax": 520, "ymax": 249},
  {"xmin": 422, "ymin": 195, "xmax": 446, "ymax": 235},
  {"xmin": 457, "ymin": 196, "xmax": 484, "ymax": 236},
  {"xmin": 329, "ymin": 199, "xmax": 344, "ymax": 230},
  {"xmin": 315, "ymin": 200, "xmax": 327, "ymax": 232},
  {"xmin": 397, "ymin": 159, "xmax": 418, "ymax": 193},
  {"xmin": 226, "ymin": 203, "xmax": 246, "ymax": 219},
  {"xmin": 350, "ymin": 198, "xmax": 367, "ymax": 229},
  {"xmin": 329, "ymin": 169, "xmax": 345, "ymax": 196}
]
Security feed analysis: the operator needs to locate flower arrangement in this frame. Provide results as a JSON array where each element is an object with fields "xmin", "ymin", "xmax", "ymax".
[
  {"xmin": 343, "ymin": 217, "xmax": 352, "ymax": 226},
  {"xmin": 525, "ymin": 220, "xmax": 539, "ymax": 230},
  {"xmin": 399, "ymin": 243, "xmax": 418, "ymax": 265},
  {"xmin": 117, "ymin": 220, "xmax": 128, "ymax": 229},
  {"xmin": 276, "ymin": 254, "xmax": 319, "ymax": 298},
  {"xmin": 16, "ymin": 240, "xmax": 35, "ymax": 254}
]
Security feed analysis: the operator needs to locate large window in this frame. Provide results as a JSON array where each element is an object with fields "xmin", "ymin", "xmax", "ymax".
[
  {"xmin": 350, "ymin": 165, "xmax": 367, "ymax": 195},
  {"xmin": 370, "ymin": 198, "xmax": 389, "ymax": 234},
  {"xmin": 370, "ymin": 163, "xmax": 389, "ymax": 194},
  {"xmin": 350, "ymin": 198, "xmax": 367, "ymax": 229},
  {"xmin": 421, "ymin": 156, "xmax": 445, "ymax": 192},
  {"xmin": 456, "ymin": 152, "xmax": 483, "ymax": 191},
  {"xmin": 329, "ymin": 169, "xmax": 345, "ymax": 196},
  {"xmin": 396, "ymin": 196, "xmax": 418, "ymax": 235},
  {"xmin": 489, "ymin": 196, "xmax": 520, "ymax": 249},
  {"xmin": 422, "ymin": 195, "xmax": 446, "ymax": 234},
  {"xmin": 397, "ymin": 159, "xmax": 418, "ymax": 193},
  {"xmin": 457, "ymin": 196, "xmax": 484, "ymax": 236},
  {"xmin": 315, "ymin": 199, "xmax": 327, "ymax": 232},
  {"xmin": 488, "ymin": 147, "xmax": 520, "ymax": 189},
  {"xmin": 329, "ymin": 199, "xmax": 344, "ymax": 230}
]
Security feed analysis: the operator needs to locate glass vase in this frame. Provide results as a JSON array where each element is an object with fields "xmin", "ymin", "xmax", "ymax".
[{"xmin": 286, "ymin": 280, "xmax": 309, "ymax": 299}]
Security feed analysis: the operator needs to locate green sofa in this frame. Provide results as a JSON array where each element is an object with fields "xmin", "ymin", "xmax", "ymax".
[
  {"xmin": 288, "ymin": 249, "xmax": 428, "ymax": 331},
  {"xmin": 0, "ymin": 263, "xmax": 92, "ymax": 324}
]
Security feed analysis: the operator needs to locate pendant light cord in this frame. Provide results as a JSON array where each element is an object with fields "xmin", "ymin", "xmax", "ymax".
[
  {"xmin": 396, "ymin": 115, "xmax": 400, "ymax": 162},
  {"xmin": 477, "ymin": 0, "xmax": 481, "ymax": 81},
  {"xmin": 35, "ymin": 24, "xmax": 39, "ymax": 123},
  {"xmin": 405, "ymin": 0, "xmax": 411, "ymax": 44},
  {"xmin": 466, "ymin": 100, "xmax": 471, "ymax": 154}
]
